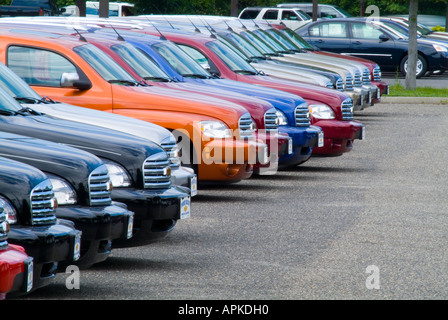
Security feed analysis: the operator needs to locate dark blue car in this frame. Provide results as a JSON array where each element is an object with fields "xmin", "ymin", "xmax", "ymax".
[{"xmin": 296, "ymin": 17, "xmax": 448, "ymax": 78}]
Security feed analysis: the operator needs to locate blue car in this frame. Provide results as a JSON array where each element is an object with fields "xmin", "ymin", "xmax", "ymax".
[
  {"xmin": 296, "ymin": 17, "xmax": 448, "ymax": 78},
  {"xmin": 89, "ymin": 28, "xmax": 324, "ymax": 167}
]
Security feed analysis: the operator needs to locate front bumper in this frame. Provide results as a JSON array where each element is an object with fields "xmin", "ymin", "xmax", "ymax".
[
  {"xmin": 354, "ymin": 87, "xmax": 371, "ymax": 110},
  {"xmin": 8, "ymin": 222, "xmax": 82, "ymax": 292},
  {"xmin": 0, "ymin": 245, "xmax": 33, "ymax": 298},
  {"xmin": 371, "ymin": 80, "xmax": 389, "ymax": 99},
  {"xmin": 278, "ymin": 125, "xmax": 323, "ymax": 167},
  {"xmin": 345, "ymin": 90, "xmax": 363, "ymax": 111},
  {"xmin": 253, "ymin": 131, "xmax": 281, "ymax": 175},
  {"xmin": 312, "ymin": 119, "xmax": 365, "ymax": 156},
  {"xmin": 55, "ymin": 204, "xmax": 134, "ymax": 269},
  {"xmin": 196, "ymin": 138, "xmax": 264, "ymax": 182},
  {"xmin": 110, "ymin": 186, "xmax": 191, "ymax": 248},
  {"xmin": 171, "ymin": 166, "xmax": 198, "ymax": 197}
]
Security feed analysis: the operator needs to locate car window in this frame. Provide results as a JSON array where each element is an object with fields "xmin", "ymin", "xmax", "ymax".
[
  {"xmin": 309, "ymin": 22, "xmax": 347, "ymax": 37},
  {"xmin": 320, "ymin": 7, "xmax": 339, "ymax": 18},
  {"xmin": 281, "ymin": 10, "xmax": 299, "ymax": 21},
  {"xmin": 351, "ymin": 22, "xmax": 384, "ymax": 39},
  {"xmin": 262, "ymin": 10, "xmax": 278, "ymax": 20},
  {"xmin": 239, "ymin": 9, "xmax": 260, "ymax": 19},
  {"xmin": 7, "ymin": 46, "xmax": 77, "ymax": 87}
]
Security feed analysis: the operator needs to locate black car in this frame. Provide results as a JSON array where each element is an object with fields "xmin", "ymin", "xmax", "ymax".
[
  {"xmin": 296, "ymin": 17, "xmax": 448, "ymax": 78},
  {"xmin": 0, "ymin": 131, "xmax": 135, "ymax": 270},
  {"xmin": 0, "ymin": 86, "xmax": 191, "ymax": 248},
  {"xmin": 0, "ymin": 156, "xmax": 82, "ymax": 294}
]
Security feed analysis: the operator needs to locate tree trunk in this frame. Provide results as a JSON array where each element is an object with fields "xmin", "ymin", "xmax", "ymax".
[
  {"xmin": 405, "ymin": 0, "xmax": 418, "ymax": 90},
  {"xmin": 230, "ymin": 0, "xmax": 238, "ymax": 17},
  {"xmin": 99, "ymin": 0, "xmax": 110, "ymax": 18},
  {"xmin": 312, "ymin": 0, "xmax": 318, "ymax": 21},
  {"xmin": 74, "ymin": 0, "xmax": 86, "ymax": 16}
]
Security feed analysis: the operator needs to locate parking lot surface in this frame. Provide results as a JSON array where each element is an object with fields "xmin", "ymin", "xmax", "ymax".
[{"xmin": 18, "ymin": 102, "xmax": 448, "ymax": 301}]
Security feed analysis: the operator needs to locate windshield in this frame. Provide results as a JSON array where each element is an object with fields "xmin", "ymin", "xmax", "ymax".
[
  {"xmin": 0, "ymin": 86, "xmax": 24, "ymax": 113},
  {"xmin": 220, "ymin": 32, "xmax": 265, "ymax": 59},
  {"xmin": 295, "ymin": 9, "xmax": 311, "ymax": 20},
  {"xmin": 280, "ymin": 28, "xmax": 315, "ymax": 50},
  {"xmin": 110, "ymin": 42, "xmax": 171, "ymax": 81},
  {"xmin": 205, "ymin": 40, "xmax": 258, "ymax": 74},
  {"xmin": 265, "ymin": 28, "xmax": 300, "ymax": 51},
  {"xmin": 151, "ymin": 41, "xmax": 211, "ymax": 78},
  {"xmin": 253, "ymin": 29, "xmax": 293, "ymax": 52},
  {"xmin": 240, "ymin": 30, "xmax": 278, "ymax": 55},
  {"xmin": 73, "ymin": 44, "xmax": 137, "ymax": 83},
  {"xmin": 0, "ymin": 62, "xmax": 42, "ymax": 101}
]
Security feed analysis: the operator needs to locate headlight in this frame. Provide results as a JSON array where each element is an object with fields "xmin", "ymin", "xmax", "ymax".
[
  {"xmin": 48, "ymin": 175, "xmax": 77, "ymax": 205},
  {"xmin": 275, "ymin": 109, "xmax": 289, "ymax": 125},
  {"xmin": 199, "ymin": 121, "xmax": 232, "ymax": 138},
  {"xmin": 309, "ymin": 104, "xmax": 335, "ymax": 119},
  {"xmin": 433, "ymin": 44, "xmax": 448, "ymax": 52},
  {"xmin": 0, "ymin": 196, "xmax": 18, "ymax": 224},
  {"xmin": 102, "ymin": 160, "xmax": 132, "ymax": 188}
]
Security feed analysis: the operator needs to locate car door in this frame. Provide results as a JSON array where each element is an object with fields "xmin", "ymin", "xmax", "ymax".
[
  {"xmin": 348, "ymin": 21, "xmax": 398, "ymax": 68},
  {"xmin": 6, "ymin": 44, "xmax": 114, "ymax": 111},
  {"xmin": 306, "ymin": 21, "xmax": 351, "ymax": 53}
]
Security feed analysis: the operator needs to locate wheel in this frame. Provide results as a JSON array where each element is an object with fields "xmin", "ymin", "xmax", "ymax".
[{"xmin": 400, "ymin": 54, "xmax": 427, "ymax": 78}]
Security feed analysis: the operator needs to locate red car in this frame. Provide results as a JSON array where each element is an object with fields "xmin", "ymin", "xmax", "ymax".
[
  {"xmin": 136, "ymin": 27, "xmax": 365, "ymax": 156},
  {"xmin": 0, "ymin": 211, "xmax": 33, "ymax": 300}
]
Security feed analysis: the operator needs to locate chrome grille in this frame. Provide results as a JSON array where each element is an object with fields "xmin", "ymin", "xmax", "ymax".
[
  {"xmin": 143, "ymin": 153, "xmax": 172, "ymax": 189},
  {"xmin": 336, "ymin": 78, "xmax": 344, "ymax": 91},
  {"xmin": 238, "ymin": 113, "xmax": 255, "ymax": 139},
  {"xmin": 30, "ymin": 179, "xmax": 57, "ymax": 225},
  {"xmin": 264, "ymin": 108, "xmax": 279, "ymax": 131},
  {"xmin": 341, "ymin": 98, "xmax": 354, "ymax": 121},
  {"xmin": 294, "ymin": 103, "xmax": 311, "ymax": 127},
  {"xmin": 161, "ymin": 141, "xmax": 181, "ymax": 169},
  {"xmin": 89, "ymin": 164, "xmax": 112, "ymax": 206},
  {"xmin": 345, "ymin": 74, "xmax": 354, "ymax": 91},
  {"xmin": 373, "ymin": 65, "xmax": 381, "ymax": 81},
  {"xmin": 0, "ymin": 207, "xmax": 7, "ymax": 250},
  {"xmin": 362, "ymin": 69, "xmax": 371, "ymax": 85},
  {"xmin": 326, "ymin": 81, "xmax": 334, "ymax": 89},
  {"xmin": 353, "ymin": 71, "xmax": 362, "ymax": 87}
]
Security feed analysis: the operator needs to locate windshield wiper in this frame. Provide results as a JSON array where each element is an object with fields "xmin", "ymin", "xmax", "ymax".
[
  {"xmin": 143, "ymin": 76, "xmax": 172, "ymax": 82},
  {"xmin": 108, "ymin": 79, "xmax": 144, "ymax": 86},
  {"xmin": 181, "ymin": 73, "xmax": 209, "ymax": 79},
  {"xmin": 0, "ymin": 109, "xmax": 15, "ymax": 116},
  {"xmin": 12, "ymin": 107, "xmax": 42, "ymax": 116},
  {"xmin": 233, "ymin": 70, "xmax": 258, "ymax": 75},
  {"xmin": 14, "ymin": 96, "xmax": 57, "ymax": 105}
]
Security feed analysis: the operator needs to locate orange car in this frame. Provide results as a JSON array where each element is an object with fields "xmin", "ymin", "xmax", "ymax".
[{"xmin": 0, "ymin": 29, "xmax": 267, "ymax": 182}]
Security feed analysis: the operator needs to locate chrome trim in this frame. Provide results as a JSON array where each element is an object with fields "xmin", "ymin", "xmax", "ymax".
[
  {"xmin": 238, "ymin": 112, "xmax": 256, "ymax": 139},
  {"xmin": 264, "ymin": 108, "xmax": 279, "ymax": 131},
  {"xmin": 341, "ymin": 98, "xmax": 354, "ymax": 121},
  {"xmin": 143, "ymin": 152, "xmax": 172, "ymax": 189},
  {"xmin": 89, "ymin": 164, "xmax": 112, "ymax": 206},
  {"xmin": 30, "ymin": 179, "xmax": 57, "ymax": 225},
  {"xmin": 294, "ymin": 103, "xmax": 311, "ymax": 127}
]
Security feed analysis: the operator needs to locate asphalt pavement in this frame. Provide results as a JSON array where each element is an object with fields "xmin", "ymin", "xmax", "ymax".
[{"xmin": 15, "ymin": 101, "xmax": 448, "ymax": 303}]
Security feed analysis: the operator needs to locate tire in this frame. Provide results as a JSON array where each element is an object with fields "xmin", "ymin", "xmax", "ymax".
[{"xmin": 400, "ymin": 54, "xmax": 427, "ymax": 79}]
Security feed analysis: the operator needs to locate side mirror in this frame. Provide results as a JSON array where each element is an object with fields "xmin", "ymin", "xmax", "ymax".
[
  {"xmin": 60, "ymin": 72, "xmax": 91, "ymax": 90},
  {"xmin": 379, "ymin": 34, "xmax": 389, "ymax": 42}
]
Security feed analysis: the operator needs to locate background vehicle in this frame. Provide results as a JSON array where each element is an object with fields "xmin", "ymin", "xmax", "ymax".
[
  {"xmin": 0, "ymin": 204, "xmax": 33, "ymax": 299},
  {"xmin": 238, "ymin": 6, "xmax": 311, "ymax": 30},
  {"xmin": 0, "ymin": 0, "xmax": 62, "ymax": 16},
  {"xmin": 276, "ymin": 3, "xmax": 352, "ymax": 19},
  {"xmin": 0, "ymin": 156, "xmax": 81, "ymax": 294},
  {"xmin": 63, "ymin": 1, "xmax": 135, "ymax": 17},
  {"xmin": 297, "ymin": 17, "xmax": 448, "ymax": 78}
]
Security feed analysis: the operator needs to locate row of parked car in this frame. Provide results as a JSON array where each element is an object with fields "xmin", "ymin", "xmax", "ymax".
[
  {"xmin": 239, "ymin": 4, "xmax": 448, "ymax": 78},
  {"xmin": 0, "ymin": 13, "xmax": 389, "ymax": 299}
]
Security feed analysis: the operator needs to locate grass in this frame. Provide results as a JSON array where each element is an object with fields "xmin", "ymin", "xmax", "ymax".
[{"xmin": 389, "ymin": 83, "xmax": 448, "ymax": 97}]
